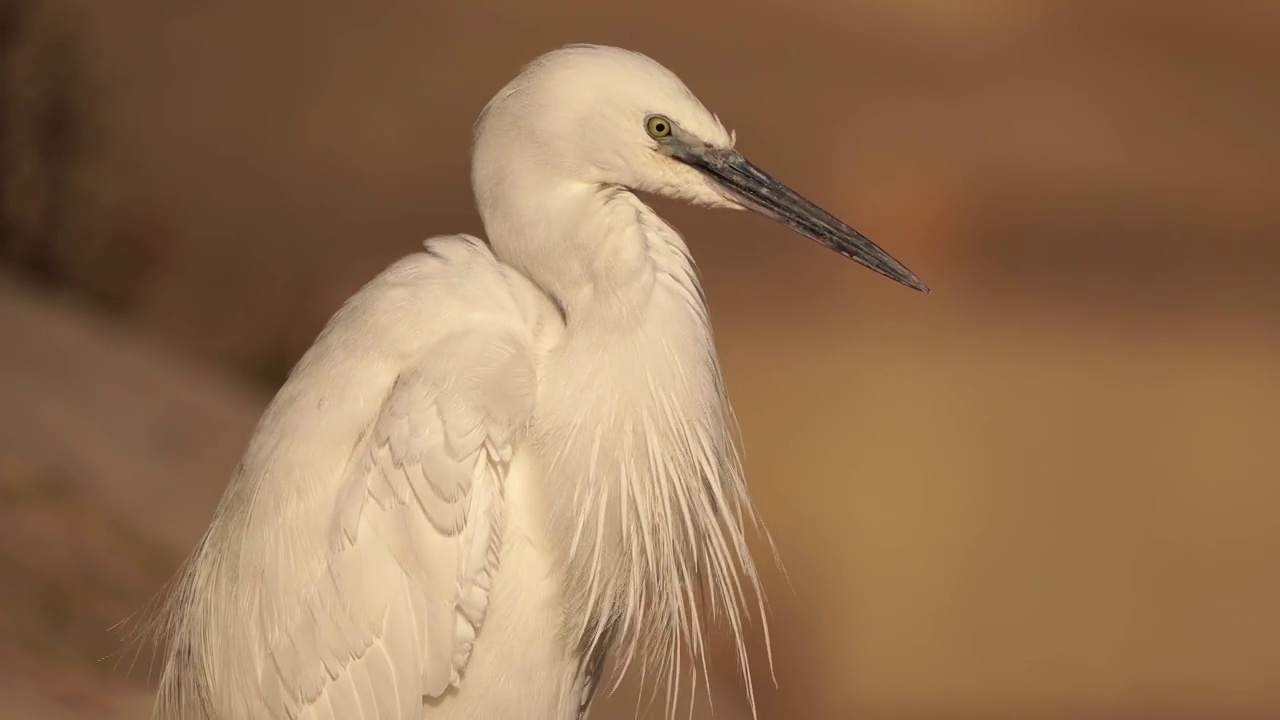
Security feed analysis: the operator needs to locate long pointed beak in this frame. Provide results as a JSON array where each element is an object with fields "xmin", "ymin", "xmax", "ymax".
[{"xmin": 673, "ymin": 145, "xmax": 929, "ymax": 293}]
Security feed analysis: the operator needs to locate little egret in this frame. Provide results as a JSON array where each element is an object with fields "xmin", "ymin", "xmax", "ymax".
[{"xmin": 149, "ymin": 44, "xmax": 927, "ymax": 720}]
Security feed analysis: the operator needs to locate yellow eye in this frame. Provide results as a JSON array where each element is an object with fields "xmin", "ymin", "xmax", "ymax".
[{"xmin": 645, "ymin": 115, "xmax": 672, "ymax": 139}]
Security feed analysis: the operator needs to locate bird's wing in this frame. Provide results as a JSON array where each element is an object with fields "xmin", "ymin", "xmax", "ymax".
[{"xmin": 256, "ymin": 245, "xmax": 540, "ymax": 719}]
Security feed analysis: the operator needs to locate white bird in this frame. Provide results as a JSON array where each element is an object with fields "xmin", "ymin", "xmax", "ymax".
[{"xmin": 146, "ymin": 44, "xmax": 927, "ymax": 720}]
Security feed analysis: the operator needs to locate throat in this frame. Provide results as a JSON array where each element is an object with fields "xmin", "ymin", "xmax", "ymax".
[{"xmin": 499, "ymin": 185, "xmax": 701, "ymax": 330}]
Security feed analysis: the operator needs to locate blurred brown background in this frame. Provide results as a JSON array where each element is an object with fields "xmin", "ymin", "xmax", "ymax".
[{"xmin": 2, "ymin": 0, "xmax": 1278, "ymax": 718}]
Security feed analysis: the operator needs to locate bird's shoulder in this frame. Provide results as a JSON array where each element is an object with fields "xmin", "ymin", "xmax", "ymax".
[
  {"xmin": 374, "ymin": 233, "xmax": 557, "ymax": 329},
  {"xmin": 304, "ymin": 234, "xmax": 562, "ymax": 381}
]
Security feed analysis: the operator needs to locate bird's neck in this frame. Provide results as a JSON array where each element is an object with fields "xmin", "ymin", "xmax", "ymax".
[
  {"xmin": 499, "ymin": 185, "xmax": 767, "ymax": 705},
  {"xmin": 484, "ymin": 183, "xmax": 671, "ymax": 325}
]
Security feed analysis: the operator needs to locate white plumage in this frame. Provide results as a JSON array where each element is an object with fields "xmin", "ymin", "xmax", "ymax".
[{"xmin": 147, "ymin": 44, "xmax": 926, "ymax": 720}]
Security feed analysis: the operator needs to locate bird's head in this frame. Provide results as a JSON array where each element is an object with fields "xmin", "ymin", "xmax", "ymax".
[{"xmin": 473, "ymin": 44, "xmax": 928, "ymax": 293}]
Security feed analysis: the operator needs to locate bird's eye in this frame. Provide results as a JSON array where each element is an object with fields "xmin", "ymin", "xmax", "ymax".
[{"xmin": 645, "ymin": 115, "xmax": 672, "ymax": 139}]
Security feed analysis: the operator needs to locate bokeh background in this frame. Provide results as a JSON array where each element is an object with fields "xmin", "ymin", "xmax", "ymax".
[{"xmin": 2, "ymin": 0, "xmax": 1278, "ymax": 718}]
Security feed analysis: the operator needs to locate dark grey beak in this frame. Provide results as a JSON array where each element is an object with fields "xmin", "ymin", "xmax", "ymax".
[{"xmin": 672, "ymin": 144, "xmax": 929, "ymax": 293}]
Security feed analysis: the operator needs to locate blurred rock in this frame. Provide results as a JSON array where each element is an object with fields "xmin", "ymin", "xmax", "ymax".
[{"xmin": 0, "ymin": 273, "xmax": 263, "ymax": 717}]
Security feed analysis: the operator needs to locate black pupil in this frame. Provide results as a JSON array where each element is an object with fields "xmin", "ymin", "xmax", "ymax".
[{"xmin": 653, "ymin": 121, "xmax": 666, "ymax": 133}]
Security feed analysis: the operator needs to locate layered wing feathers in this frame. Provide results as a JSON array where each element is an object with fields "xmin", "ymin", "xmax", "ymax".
[{"xmin": 256, "ymin": 242, "xmax": 538, "ymax": 719}]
